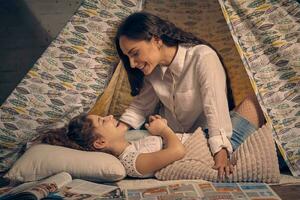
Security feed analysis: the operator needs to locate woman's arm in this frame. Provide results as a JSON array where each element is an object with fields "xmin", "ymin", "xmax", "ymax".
[
  {"xmin": 119, "ymin": 79, "xmax": 160, "ymax": 129},
  {"xmin": 196, "ymin": 46, "xmax": 234, "ymax": 179},
  {"xmin": 135, "ymin": 115, "xmax": 186, "ymax": 175},
  {"xmin": 197, "ymin": 49, "xmax": 233, "ymax": 155}
]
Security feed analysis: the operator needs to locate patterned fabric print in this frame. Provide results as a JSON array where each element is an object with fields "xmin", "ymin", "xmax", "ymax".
[
  {"xmin": 0, "ymin": 0, "xmax": 142, "ymax": 173},
  {"xmin": 119, "ymin": 151, "xmax": 141, "ymax": 177},
  {"xmin": 143, "ymin": 0, "xmax": 254, "ymax": 105},
  {"xmin": 218, "ymin": 0, "xmax": 300, "ymax": 176}
]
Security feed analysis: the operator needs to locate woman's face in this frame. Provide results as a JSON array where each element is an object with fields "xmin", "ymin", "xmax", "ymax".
[
  {"xmin": 87, "ymin": 115, "xmax": 123, "ymax": 142},
  {"xmin": 119, "ymin": 36, "xmax": 161, "ymax": 75}
]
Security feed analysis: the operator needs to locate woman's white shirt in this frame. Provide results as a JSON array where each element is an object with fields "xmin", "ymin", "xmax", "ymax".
[{"xmin": 120, "ymin": 44, "xmax": 233, "ymax": 155}]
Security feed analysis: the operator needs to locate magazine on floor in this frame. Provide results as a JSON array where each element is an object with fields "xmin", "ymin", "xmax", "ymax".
[
  {"xmin": 123, "ymin": 181, "xmax": 282, "ymax": 200},
  {"xmin": 0, "ymin": 172, "xmax": 119, "ymax": 200},
  {"xmin": 0, "ymin": 173, "xmax": 281, "ymax": 200}
]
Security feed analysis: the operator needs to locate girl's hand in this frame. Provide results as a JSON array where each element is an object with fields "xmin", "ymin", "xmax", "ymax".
[
  {"xmin": 145, "ymin": 115, "xmax": 168, "ymax": 136},
  {"xmin": 212, "ymin": 148, "xmax": 234, "ymax": 181},
  {"xmin": 135, "ymin": 115, "xmax": 184, "ymax": 176}
]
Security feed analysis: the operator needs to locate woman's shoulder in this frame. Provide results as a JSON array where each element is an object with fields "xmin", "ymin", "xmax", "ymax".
[{"xmin": 184, "ymin": 44, "xmax": 217, "ymax": 58}]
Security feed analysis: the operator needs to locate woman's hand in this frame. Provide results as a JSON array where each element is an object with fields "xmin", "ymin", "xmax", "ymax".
[
  {"xmin": 145, "ymin": 115, "xmax": 168, "ymax": 136},
  {"xmin": 212, "ymin": 148, "xmax": 234, "ymax": 181}
]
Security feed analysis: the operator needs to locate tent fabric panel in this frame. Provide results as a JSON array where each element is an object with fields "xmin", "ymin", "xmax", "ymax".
[
  {"xmin": 218, "ymin": 0, "xmax": 300, "ymax": 176},
  {"xmin": 0, "ymin": 0, "xmax": 142, "ymax": 173}
]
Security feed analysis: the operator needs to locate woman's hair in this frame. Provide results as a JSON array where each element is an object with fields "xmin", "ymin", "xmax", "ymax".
[
  {"xmin": 41, "ymin": 114, "xmax": 98, "ymax": 151},
  {"xmin": 115, "ymin": 12, "xmax": 235, "ymax": 110}
]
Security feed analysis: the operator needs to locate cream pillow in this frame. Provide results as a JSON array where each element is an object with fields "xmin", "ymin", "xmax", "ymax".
[
  {"xmin": 4, "ymin": 144, "xmax": 126, "ymax": 182},
  {"xmin": 155, "ymin": 125, "xmax": 280, "ymax": 183}
]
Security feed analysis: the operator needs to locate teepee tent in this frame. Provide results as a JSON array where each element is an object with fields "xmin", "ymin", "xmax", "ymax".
[{"xmin": 0, "ymin": 0, "xmax": 299, "ymax": 178}]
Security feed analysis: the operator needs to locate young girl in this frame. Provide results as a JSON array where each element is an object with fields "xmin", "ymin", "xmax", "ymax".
[
  {"xmin": 114, "ymin": 12, "xmax": 265, "ymax": 178},
  {"xmin": 42, "ymin": 114, "xmax": 186, "ymax": 178}
]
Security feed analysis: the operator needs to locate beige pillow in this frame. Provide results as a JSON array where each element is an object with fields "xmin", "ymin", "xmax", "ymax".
[
  {"xmin": 4, "ymin": 144, "xmax": 126, "ymax": 182},
  {"xmin": 155, "ymin": 125, "xmax": 280, "ymax": 183}
]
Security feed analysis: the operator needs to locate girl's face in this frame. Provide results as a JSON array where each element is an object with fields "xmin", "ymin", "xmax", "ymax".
[
  {"xmin": 87, "ymin": 115, "xmax": 123, "ymax": 142},
  {"xmin": 119, "ymin": 36, "xmax": 162, "ymax": 75}
]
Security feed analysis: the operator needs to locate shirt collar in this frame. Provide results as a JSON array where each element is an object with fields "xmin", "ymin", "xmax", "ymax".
[{"xmin": 160, "ymin": 44, "xmax": 187, "ymax": 80}]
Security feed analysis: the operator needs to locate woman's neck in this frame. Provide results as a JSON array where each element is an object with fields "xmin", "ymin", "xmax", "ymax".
[{"xmin": 159, "ymin": 44, "xmax": 178, "ymax": 66}]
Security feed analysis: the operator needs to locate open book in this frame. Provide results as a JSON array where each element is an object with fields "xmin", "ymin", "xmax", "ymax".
[{"xmin": 0, "ymin": 172, "xmax": 119, "ymax": 200}]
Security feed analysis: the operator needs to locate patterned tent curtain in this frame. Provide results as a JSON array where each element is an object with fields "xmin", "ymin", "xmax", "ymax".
[{"xmin": 218, "ymin": 0, "xmax": 300, "ymax": 176}]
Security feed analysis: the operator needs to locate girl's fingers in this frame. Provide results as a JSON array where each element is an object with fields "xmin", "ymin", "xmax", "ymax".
[{"xmin": 154, "ymin": 115, "xmax": 161, "ymax": 119}]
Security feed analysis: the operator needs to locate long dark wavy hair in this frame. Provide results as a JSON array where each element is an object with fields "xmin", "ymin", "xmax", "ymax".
[
  {"xmin": 115, "ymin": 12, "xmax": 235, "ymax": 110},
  {"xmin": 41, "ymin": 114, "xmax": 98, "ymax": 151}
]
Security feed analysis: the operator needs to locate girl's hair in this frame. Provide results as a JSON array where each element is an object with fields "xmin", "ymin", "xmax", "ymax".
[
  {"xmin": 115, "ymin": 12, "xmax": 235, "ymax": 110},
  {"xmin": 41, "ymin": 114, "xmax": 98, "ymax": 151}
]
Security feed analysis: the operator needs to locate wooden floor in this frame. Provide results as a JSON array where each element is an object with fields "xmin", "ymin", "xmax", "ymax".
[{"xmin": 271, "ymin": 184, "xmax": 300, "ymax": 200}]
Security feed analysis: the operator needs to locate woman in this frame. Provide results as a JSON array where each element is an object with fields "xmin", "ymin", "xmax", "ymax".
[{"xmin": 114, "ymin": 12, "xmax": 265, "ymax": 179}]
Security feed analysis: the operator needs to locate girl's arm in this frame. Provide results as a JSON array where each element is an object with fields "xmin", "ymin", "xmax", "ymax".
[{"xmin": 135, "ymin": 115, "xmax": 186, "ymax": 175}]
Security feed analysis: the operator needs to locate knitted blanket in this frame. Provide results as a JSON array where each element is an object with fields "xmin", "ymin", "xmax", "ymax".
[{"xmin": 155, "ymin": 125, "xmax": 280, "ymax": 183}]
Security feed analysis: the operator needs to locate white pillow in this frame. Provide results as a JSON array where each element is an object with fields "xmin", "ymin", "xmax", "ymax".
[{"xmin": 4, "ymin": 144, "xmax": 126, "ymax": 182}]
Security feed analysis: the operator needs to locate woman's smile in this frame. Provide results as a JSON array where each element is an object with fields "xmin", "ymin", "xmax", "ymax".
[
  {"xmin": 138, "ymin": 63, "xmax": 152, "ymax": 75},
  {"xmin": 138, "ymin": 64, "xmax": 146, "ymax": 72}
]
